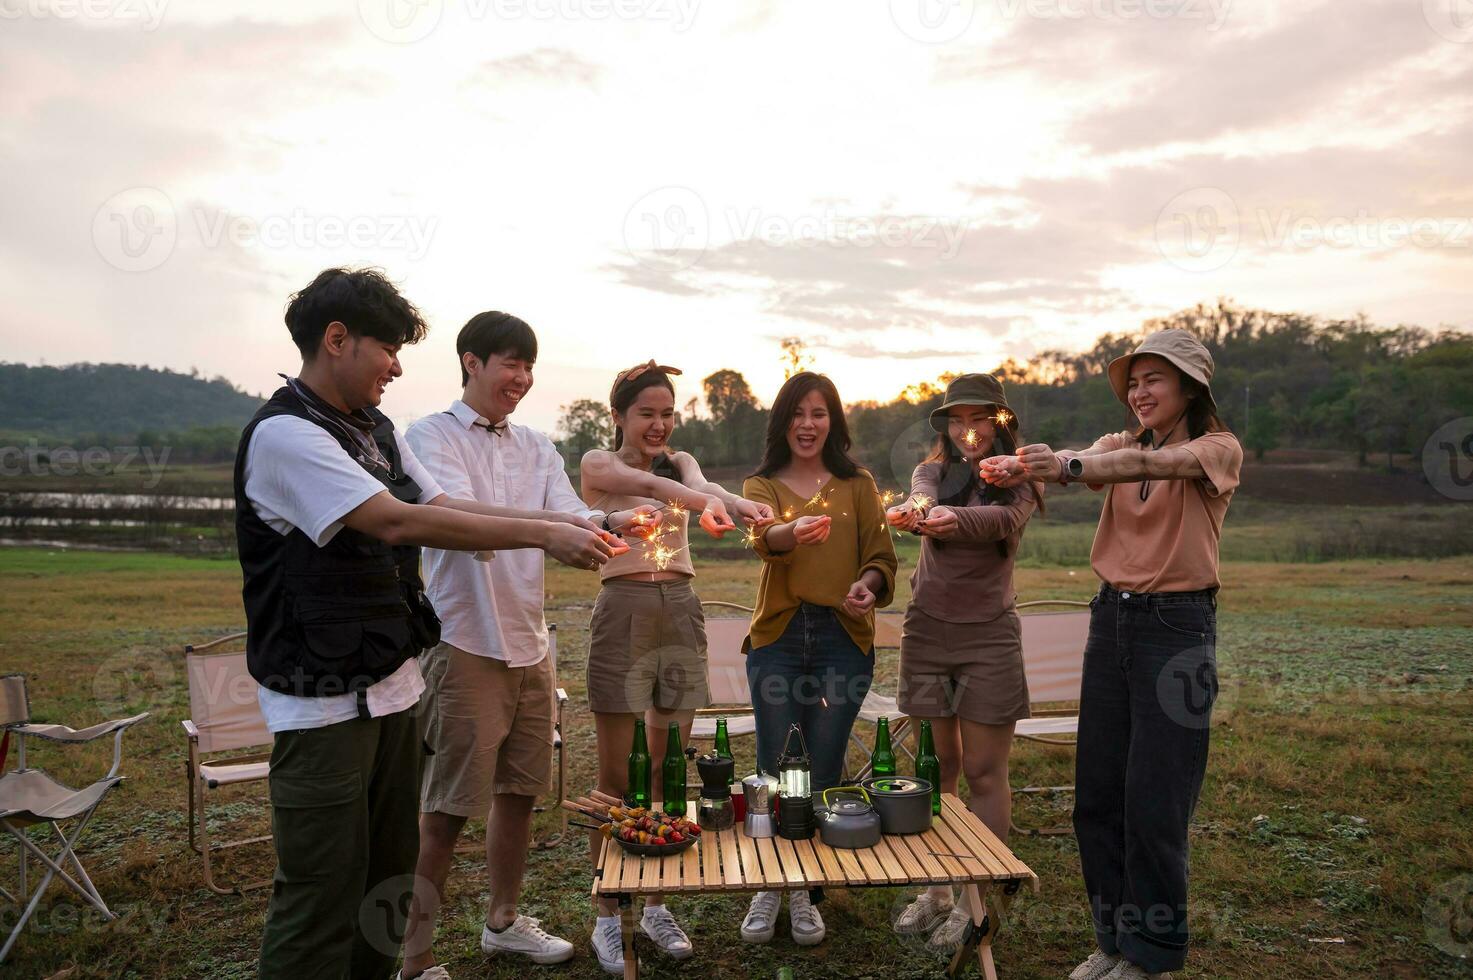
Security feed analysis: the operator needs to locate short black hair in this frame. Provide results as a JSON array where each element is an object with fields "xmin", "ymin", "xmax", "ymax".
[
  {"xmin": 457, "ymin": 311, "xmax": 538, "ymax": 386},
  {"xmin": 284, "ymin": 267, "xmax": 429, "ymax": 360}
]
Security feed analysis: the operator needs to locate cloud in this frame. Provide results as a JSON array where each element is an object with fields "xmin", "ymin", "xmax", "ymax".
[{"xmin": 463, "ymin": 47, "xmax": 605, "ymax": 89}]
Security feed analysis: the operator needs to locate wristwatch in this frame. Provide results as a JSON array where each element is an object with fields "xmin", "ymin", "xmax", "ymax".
[
  {"xmin": 600, "ymin": 513, "xmax": 614, "ymax": 534},
  {"xmin": 1058, "ymin": 455, "xmax": 1084, "ymax": 485}
]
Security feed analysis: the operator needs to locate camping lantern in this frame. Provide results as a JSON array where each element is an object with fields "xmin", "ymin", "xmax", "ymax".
[{"xmin": 777, "ymin": 724, "xmax": 815, "ymax": 840}]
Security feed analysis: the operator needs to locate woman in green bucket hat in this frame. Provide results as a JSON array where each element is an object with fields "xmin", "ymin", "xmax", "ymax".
[
  {"xmin": 883, "ymin": 373, "xmax": 1045, "ymax": 950},
  {"xmin": 982, "ymin": 329, "xmax": 1243, "ymax": 980}
]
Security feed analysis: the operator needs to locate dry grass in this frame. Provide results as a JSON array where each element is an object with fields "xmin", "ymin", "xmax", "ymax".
[{"xmin": 1, "ymin": 549, "xmax": 1470, "ymax": 978}]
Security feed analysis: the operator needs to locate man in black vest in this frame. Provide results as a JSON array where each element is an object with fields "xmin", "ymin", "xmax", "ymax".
[{"xmin": 238, "ymin": 268, "xmax": 618, "ymax": 980}]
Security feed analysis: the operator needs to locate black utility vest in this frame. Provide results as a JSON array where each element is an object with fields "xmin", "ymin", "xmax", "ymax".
[{"xmin": 233, "ymin": 386, "xmax": 440, "ymax": 702}]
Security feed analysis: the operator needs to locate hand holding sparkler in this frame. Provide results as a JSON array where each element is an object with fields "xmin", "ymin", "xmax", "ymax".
[
  {"xmin": 608, "ymin": 505, "xmax": 663, "ymax": 540},
  {"xmin": 915, "ymin": 504, "xmax": 958, "ymax": 540},
  {"xmin": 699, "ymin": 497, "xmax": 737, "ymax": 538},
  {"xmin": 884, "ymin": 499, "xmax": 922, "ymax": 532},
  {"xmin": 979, "ymin": 454, "xmax": 1029, "ymax": 488},
  {"xmin": 791, "ymin": 514, "xmax": 831, "ymax": 546},
  {"xmin": 1015, "ymin": 443, "xmax": 1065, "ymax": 483},
  {"xmin": 731, "ymin": 497, "xmax": 775, "ymax": 528}
]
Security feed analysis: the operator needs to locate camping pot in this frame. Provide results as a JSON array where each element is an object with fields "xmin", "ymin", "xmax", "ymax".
[
  {"xmin": 860, "ymin": 776, "xmax": 934, "ymax": 835},
  {"xmin": 815, "ymin": 786, "xmax": 882, "ymax": 849}
]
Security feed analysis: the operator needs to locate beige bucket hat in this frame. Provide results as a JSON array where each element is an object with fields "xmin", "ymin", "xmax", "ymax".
[{"xmin": 1107, "ymin": 328, "xmax": 1218, "ymax": 416}]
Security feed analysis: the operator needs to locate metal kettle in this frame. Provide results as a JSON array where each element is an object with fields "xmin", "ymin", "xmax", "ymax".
[
  {"xmin": 815, "ymin": 786, "xmax": 882, "ymax": 849},
  {"xmin": 741, "ymin": 772, "xmax": 777, "ymax": 838}
]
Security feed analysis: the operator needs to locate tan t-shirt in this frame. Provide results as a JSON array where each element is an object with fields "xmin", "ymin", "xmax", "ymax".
[
  {"xmin": 586, "ymin": 487, "xmax": 695, "ymax": 581},
  {"xmin": 1087, "ymin": 429, "xmax": 1243, "ymax": 593}
]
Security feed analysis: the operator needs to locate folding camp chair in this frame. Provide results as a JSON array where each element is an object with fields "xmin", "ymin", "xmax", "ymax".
[
  {"xmin": 532, "ymin": 623, "xmax": 569, "ymax": 849},
  {"xmin": 846, "ymin": 610, "xmax": 916, "ymax": 781},
  {"xmin": 691, "ymin": 602, "xmax": 758, "ymax": 746},
  {"xmin": 0, "ymin": 673, "xmax": 148, "ymax": 962},
  {"xmin": 181, "ymin": 633, "xmax": 274, "ymax": 894},
  {"xmin": 1011, "ymin": 599, "xmax": 1090, "ymax": 836}
]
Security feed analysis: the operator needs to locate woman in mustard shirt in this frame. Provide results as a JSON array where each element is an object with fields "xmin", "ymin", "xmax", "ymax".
[{"xmin": 739, "ymin": 371, "xmax": 898, "ymax": 949}]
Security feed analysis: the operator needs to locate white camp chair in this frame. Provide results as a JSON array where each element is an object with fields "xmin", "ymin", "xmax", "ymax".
[
  {"xmin": 181, "ymin": 634, "xmax": 274, "ymax": 894},
  {"xmin": 534, "ymin": 623, "xmax": 569, "ymax": 849},
  {"xmin": 1011, "ymin": 599, "xmax": 1091, "ymax": 836},
  {"xmin": 691, "ymin": 602, "xmax": 758, "ymax": 745},
  {"xmin": 847, "ymin": 610, "xmax": 915, "ymax": 781},
  {"xmin": 0, "ymin": 672, "xmax": 148, "ymax": 962}
]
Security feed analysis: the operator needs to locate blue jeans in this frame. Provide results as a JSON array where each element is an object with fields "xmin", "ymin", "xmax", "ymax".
[
  {"xmin": 1073, "ymin": 584, "xmax": 1218, "ymax": 974},
  {"xmin": 746, "ymin": 603, "xmax": 874, "ymax": 793}
]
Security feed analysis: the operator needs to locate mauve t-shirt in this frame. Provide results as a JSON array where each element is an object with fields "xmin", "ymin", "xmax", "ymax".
[{"xmin": 1087, "ymin": 429, "xmax": 1243, "ymax": 593}]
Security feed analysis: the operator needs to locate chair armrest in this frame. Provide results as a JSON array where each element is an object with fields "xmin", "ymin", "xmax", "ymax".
[
  {"xmin": 182, "ymin": 719, "xmax": 200, "ymax": 739},
  {"xmin": 555, "ymin": 687, "xmax": 568, "ymax": 704},
  {"xmin": 15, "ymin": 713, "xmax": 150, "ymax": 744}
]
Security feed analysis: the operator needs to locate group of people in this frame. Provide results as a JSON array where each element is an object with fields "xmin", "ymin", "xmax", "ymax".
[{"xmin": 235, "ymin": 267, "xmax": 1243, "ymax": 980}]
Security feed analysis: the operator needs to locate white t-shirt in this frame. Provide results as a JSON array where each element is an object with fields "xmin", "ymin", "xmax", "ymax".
[
  {"xmin": 406, "ymin": 400, "xmax": 601, "ymax": 667},
  {"xmin": 242, "ymin": 414, "xmax": 443, "ymax": 733}
]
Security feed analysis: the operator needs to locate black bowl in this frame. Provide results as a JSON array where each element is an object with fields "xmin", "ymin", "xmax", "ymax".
[{"xmin": 612, "ymin": 834, "xmax": 698, "ymax": 857}]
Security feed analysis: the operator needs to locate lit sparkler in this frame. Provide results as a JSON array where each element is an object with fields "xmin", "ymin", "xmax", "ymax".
[
  {"xmin": 993, "ymin": 408, "xmax": 1013, "ymax": 428},
  {"xmin": 963, "ymin": 427, "xmax": 979, "ymax": 449}
]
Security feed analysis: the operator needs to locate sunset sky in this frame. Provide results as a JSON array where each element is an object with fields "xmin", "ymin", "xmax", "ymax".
[{"xmin": 2, "ymin": 0, "xmax": 1470, "ymax": 433}]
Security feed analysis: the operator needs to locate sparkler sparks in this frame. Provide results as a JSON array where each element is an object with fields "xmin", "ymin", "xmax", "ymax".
[
  {"xmin": 994, "ymin": 408, "xmax": 1013, "ymax": 428},
  {"xmin": 964, "ymin": 427, "xmax": 979, "ymax": 448},
  {"xmin": 878, "ymin": 489, "xmax": 900, "ymax": 507},
  {"xmin": 909, "ymin": 493, "xmax": 933, "ymax": 515}
]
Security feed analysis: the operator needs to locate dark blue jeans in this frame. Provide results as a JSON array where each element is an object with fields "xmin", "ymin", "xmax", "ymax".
[
  {"xmin": 747, "ymin": 603, "xmax": 874, "ymax": 794},
  {"xmin": 1074, "ymin": 585, "xmax": 1218, "ymax": 974}
]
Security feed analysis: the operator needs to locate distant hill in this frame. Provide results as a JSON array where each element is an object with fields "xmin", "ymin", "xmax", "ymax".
[{"xmin": 0, "ymin": 362, "xmax": 264, "ymax": 440}]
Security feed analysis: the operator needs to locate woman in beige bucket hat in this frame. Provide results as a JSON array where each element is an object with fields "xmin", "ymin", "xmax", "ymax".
[{"xmin": 983, "ymin": 328, "xmax": 1244, "ymax": 980}]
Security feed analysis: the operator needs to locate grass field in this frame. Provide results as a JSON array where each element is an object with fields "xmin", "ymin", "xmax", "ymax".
[{"xmin": 1, "ymin": 545, "xmax": 1471, "ymax": 979}]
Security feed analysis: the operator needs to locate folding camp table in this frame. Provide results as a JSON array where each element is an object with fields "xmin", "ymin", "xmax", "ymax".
[{"xmin": 593, "ymin": 793, "xmax": 1037, "ymax": 979}]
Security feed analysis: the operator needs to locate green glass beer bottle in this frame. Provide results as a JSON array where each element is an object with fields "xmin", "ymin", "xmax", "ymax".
[
  {"xmin": 871, "ymin": 716, "xmax": 897, "ymax": 779},
  {"xmin": 915, "ymin": 720, "xmax": 942, "ymax": 815},
  {"xmin": 714, "ymin": 717, "xmax": 733, "ymax": 761},
  {"xmin": 626, "ymin": 718, "xmax": 651, "ymax": 809},
  {"xmin": 661, "ymin": 722, "xmax": 687, "ymax": 817}
]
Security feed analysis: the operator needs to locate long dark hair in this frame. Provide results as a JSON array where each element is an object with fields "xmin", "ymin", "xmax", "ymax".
[
  {"xmin": 923, "ymin": 410, "xmax": 1044, "ymax": 557},
  {"xmin": 610, "ymin": 367, "xmax": 680, "ymax": 480},
  {"xmin": 1128, "ymin": 360, "xmax": 1228, "ymax": 444},
  {"xmin": 751, "ymin": 372, "xmax": 864, "ymax": 480}
]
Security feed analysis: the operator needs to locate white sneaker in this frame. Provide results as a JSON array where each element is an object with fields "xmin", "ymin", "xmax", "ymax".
[
  {"xmin": 924, "ymin": 904, "xmax": 971, "ymax": 953},
  {"xmin": 741, "ymin": 890, "xmax": 781, "ymax": 944},
  {"xmin": 639, "ymin": 904, "xmax": 693, "ymax": 959},
  {"xmin": 396, "ymin": 968, "xmax": 451, "ymax": 980},
  {"xmin": 788, "ymin": 889, "xmax": 826, "ymax": 946},
  {"xmin": 590, "ymin": 918, "xmax": 626, "ymax": 975},
  {"xmin": 1069, "ymin": 950, "xmax": 1122, "ymax": 980},
  {"xmin": 894, "ymin": 891, "xmax": 954, "ymax": 935},
  {"xmin": 1103, "ymin": 960, "xmax": 1172, "ymax": 980},
  {"xmin": 480, "ymin": 915, "xmax": 574, "ymax": 964}
]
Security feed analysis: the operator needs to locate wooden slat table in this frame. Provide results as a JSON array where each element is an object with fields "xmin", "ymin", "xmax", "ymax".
[{"xmin": 593, "ymin": 793, "xmax": 1037, "ymax": 979}]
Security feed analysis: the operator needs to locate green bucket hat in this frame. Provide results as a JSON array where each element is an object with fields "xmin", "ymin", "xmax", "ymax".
[{"xmin": 927, "ymin": 373, "xmax": 1016, "ymax": 433}]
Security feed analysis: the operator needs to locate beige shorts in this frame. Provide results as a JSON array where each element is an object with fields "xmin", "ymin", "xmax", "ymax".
[
  {"xmin": 587, "ymin": 578, "xmax": 709, "ymax": 714},
  {"xmin": 419, "ymin": 642, "xmax": 554, "ymax": 816},
  {"xmin": 898, "ymin": 606, "xmax": 1031, "ymax": 726}
]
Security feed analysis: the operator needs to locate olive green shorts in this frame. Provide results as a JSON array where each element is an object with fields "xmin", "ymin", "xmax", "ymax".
[{"xmin": 587, "ymin": 578, "xmax": 710, "ymax": 714}]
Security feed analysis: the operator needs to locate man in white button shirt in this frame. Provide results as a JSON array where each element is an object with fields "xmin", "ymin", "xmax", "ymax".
[
  {"xmin": 239, "ymin": 272, "xmax": 621, "ymax": 980},
  {"xmin": 399, "ymin": 312, "xmax": 652, "ymax": 976}
]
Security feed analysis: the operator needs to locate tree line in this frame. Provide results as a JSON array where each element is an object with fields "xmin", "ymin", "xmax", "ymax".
[{"xmin": 555, "ymin": 300, "xmax": 1473, "ymax": 474}]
